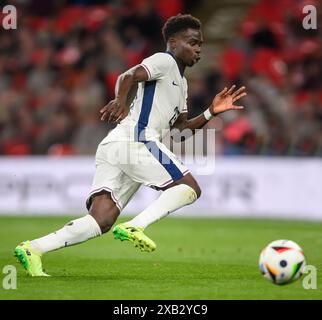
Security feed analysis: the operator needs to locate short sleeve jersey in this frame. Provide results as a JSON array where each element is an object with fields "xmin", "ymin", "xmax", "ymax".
[{"xmin": 101, "ymin": 52, "xmax": 188, "ymax": 143}]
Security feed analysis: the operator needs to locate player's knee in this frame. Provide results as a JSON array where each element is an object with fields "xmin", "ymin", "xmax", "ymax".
[
  {"xmin": 193, "ymin": 184, "xmax": 201, "ymax": 199},
  {"xmin": 183, "ymin": 181, "xmax": 201, "ymax": 200},
  {"xmin": 89, "ymin": 197, "xmax": 119, "ymax": 234},
  {"xmin": 180, "ymin": 183, "xmax": 201, "ymax": 201},
  {"xmin": 180, "ymin": 174, "xmax": 201, "ymax": 199}
]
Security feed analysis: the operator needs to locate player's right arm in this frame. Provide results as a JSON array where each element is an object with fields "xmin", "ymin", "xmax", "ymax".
[
  {"xmin": 101, "ymin": 53, "xmax": 172, "ymax": 124},
  {"xmin": 100, "ymin": 66, "xmax": 149, "ymax": 123}
]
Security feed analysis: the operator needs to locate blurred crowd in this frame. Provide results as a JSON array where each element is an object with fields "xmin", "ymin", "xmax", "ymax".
[
  {"xmin": 0, "ymin": 0, "xmax": 321, "ymax": 156},
  {"xmin": 198, "ymin": 0, "xmax": 322, "ymax": 156}
]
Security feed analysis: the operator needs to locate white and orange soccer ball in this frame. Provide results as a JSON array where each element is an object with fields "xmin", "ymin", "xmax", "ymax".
[{"xmin": 259, "ymin": 240, "xmax": 306, "ymax": 285}]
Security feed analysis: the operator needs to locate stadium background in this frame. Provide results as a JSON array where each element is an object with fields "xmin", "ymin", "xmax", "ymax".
[
  {"xmin": 0, "ymin": 0, "xmax": 321, "ymax": 300},
  {"xmin": 0, "ymin": 0, "xmax": 321, "ymax": 219}
]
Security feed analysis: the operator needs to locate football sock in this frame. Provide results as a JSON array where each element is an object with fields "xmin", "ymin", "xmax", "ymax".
[
  {"xmin": 30, "ymin": 215, "xmax": 102, "ymax": 254},
  {"xmin": 126, "ymin": 184, "xmax": 197, "ymax": 229}
]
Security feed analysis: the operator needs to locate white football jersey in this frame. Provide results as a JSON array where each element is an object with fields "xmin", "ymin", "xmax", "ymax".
[{"xmin": 101, "ymin": 52, "xmax": 188, "ymax": 143}]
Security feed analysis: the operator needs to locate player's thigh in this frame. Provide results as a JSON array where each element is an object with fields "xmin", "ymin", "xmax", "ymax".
[{"xmin": 87, "ymin": 142, "xmax": 141, "ymax": 213}]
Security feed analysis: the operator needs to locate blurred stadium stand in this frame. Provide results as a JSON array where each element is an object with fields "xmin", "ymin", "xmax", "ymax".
[{"xmin": 0, "ymin": 0, "xmax": 321, "ymax": 156}]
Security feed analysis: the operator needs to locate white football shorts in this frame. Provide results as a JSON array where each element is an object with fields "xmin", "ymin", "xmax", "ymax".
[{"xmin": 86, "ymin": 140, "xmax": 189, "ymax": 211}]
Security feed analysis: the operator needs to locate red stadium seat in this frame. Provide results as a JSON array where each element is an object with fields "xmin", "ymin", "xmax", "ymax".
[
  {"xmin": 104, "ymin": 72, "xmax": 119, "ymax": 95},
  {"xmin": 126, "ymin": 50, "xmax": 145, "ymax": 67},
  {"xmin": 221, "ymin": 48, "xmax": 246, "ymax": 82},
  {"xmin": 54, "ymin": 6, "xmax": 86, "ymax": 34},
  {"xmin": 47, "ymin": 144, "xmax": 75, "ymax": 156},
  {"xmin": 155, "ymin": 0, "xmax": 183, "ymax": 20},
  {"xmin": 83, "ymin": 6, "xmax": 112, "ymax": 32},
  {"xmin": 3, "ymin": 143, "xmax": 31, "ymax": 156},
  {"xmin": 251, "ymin": 48, "xmax": 286, "ymax": 85},
  {"xmin": 223, "ymin": 117, "xmax": 253, "ymax": 144}
]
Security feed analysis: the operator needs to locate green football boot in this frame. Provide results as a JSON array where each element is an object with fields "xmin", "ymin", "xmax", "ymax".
[
  {"xmin": 14, "ymin": 241, "xmax": 50, "ymax": 277},
  {"xmin": 113, "ymin": 223, "xmax": 156, "ymax": 252}
]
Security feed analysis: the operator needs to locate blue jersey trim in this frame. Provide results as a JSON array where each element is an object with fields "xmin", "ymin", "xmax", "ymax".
[
  {"xmin": 135, "ymin": 80, "xmax": 157, "ymax": 142},
  {"xmin": 144, "ymin": 141, "xmax": 184, "ymax": 182}
]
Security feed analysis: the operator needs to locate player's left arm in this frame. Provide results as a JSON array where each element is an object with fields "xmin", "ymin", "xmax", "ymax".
[{"xmin": 172, "ymin": 85, "xmax": 246, "ymax": 132}]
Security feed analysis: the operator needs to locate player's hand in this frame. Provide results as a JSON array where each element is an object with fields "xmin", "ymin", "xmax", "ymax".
[
  {"xmin": 210, "ymin": 85, "xmax": 247, "ymax": 116},
  {"xmin": 100, "ymin": 98, "xmax": 129, "ymax": 124}
]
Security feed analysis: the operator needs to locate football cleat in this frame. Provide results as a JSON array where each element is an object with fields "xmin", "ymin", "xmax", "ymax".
[
  {"xmin": 14, "ymin": 241, "xmax": 50, "ymax": 277},
  {"xmin": 113, "ymin": 223, "xmax": 156, "ymax": 252}
]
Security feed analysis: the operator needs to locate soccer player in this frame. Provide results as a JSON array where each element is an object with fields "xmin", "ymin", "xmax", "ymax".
[{"xmin": 14, "ymin": 14, "xmax": 246, "ymax": 276}]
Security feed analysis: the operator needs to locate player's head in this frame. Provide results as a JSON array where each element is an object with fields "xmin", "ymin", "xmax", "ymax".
[{"xmin": 162, "ymin": 14, "xmax": 203, "ymax": 67}]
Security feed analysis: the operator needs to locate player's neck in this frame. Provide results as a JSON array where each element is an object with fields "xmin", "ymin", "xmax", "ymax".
[{"xmin": 165, "ymin": 50, "xmax": 185, "ymax": 76}]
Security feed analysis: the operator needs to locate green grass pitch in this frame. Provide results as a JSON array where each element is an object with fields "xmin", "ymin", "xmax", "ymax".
[{"xmin": 0, "ymin": 216, "xmax": 321, "ymax": 300}]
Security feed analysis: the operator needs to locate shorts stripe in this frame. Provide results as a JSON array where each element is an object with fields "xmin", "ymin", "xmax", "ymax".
[
  {"xmin": 159, "ymin": 169, "xmax": 190, "ymax": 187},
  {"xmin": 144, "ymin": 141, "xmax": 184, "ymax": 182},
  {"xmin": 147, "ymin": 169, "xmax": 190, "ymax": 189}
]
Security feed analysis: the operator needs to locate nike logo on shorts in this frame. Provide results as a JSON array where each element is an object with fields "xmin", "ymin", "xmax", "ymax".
[{"xmin": 172, "ymin": 81, "xmax": 179, "ymax": 86}]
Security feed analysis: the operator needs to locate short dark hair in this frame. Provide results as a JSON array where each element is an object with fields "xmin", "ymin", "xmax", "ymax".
[{"xmin": 162, "ymin": 14, "xmax": 201, "ymax": 42}]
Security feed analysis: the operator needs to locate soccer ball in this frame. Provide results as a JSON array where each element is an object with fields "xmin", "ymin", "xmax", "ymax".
[{"xmin": 259, "ymin": 239, "xmax": 306, "ymax": 285}]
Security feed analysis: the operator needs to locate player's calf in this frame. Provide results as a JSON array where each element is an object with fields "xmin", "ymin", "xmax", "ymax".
[
  {"xmin": 123, "ymin": 183, "xmax": 198, "ymax": 250},
  {"xmin": 88, "ymin": 191, "xmax": 121, "ymax": 233}
]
